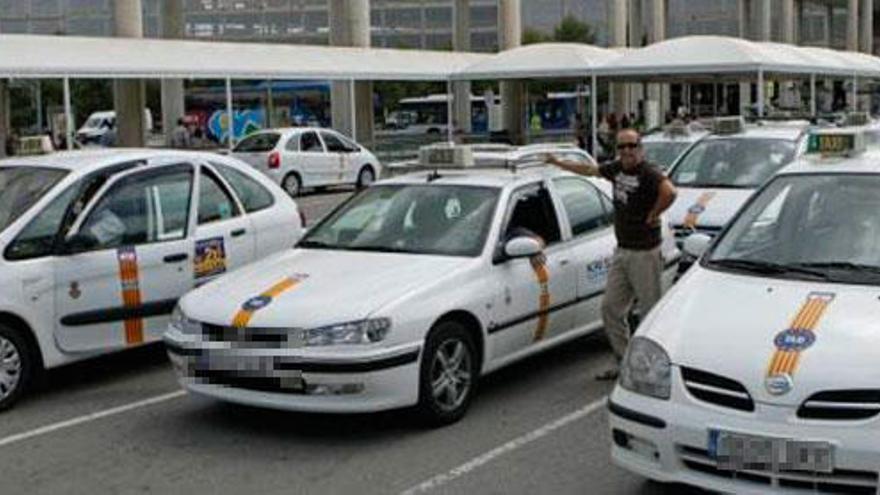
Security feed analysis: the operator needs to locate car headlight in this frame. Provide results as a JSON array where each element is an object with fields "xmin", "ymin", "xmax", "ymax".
[
  {"xmin": 304, "ymin": 318, "xmax": 391, "ymax": 346},
  {"xmin": 169, "ymin": 304, "xmax": 201, "ymax": 335},
  {"xmin": 620, "ymin": 337, "xmax": 671, "ymax": 400}
]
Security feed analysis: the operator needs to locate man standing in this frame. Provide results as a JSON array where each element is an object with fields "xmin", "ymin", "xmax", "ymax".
[
  {"xmin": 170, "ymin": 118, "xmax": 191, "ymax": 149},
  {"xmin": 546, "ymin": 128, "xmax": 677, "ymax": 379}
]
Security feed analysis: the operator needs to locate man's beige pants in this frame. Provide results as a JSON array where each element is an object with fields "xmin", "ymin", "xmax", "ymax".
[{"xmin": 601, "ymin": 247, "xmax": 664, "ymax": 360}]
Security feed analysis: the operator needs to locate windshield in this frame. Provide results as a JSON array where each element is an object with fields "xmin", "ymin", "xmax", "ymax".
[
  {"xmin": 299, "ymin": 184, "xmax": 500, "ymax": 257},
  {"xmin": 670, "ymin": 138, "xmax": 797, "ymax": 188},
  {"xmin": 0, "ymin": 167, "xmax": 68, "ymax": 233},
  {"xmin": 83, "ymin": 117, "xmax": 104, "ymax": 128},
  {"xmin": 707, "ymin": 174, "xmax": 880, "ymax": 284},
  {"xmin": 642, "ymin": 141, "xmax": 691, "ymax": 170}
]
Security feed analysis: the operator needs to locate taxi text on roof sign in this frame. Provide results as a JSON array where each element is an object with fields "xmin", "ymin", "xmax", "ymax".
[
  {"xmin": 805, "ymin": 129, "xmax": 865, "ymax": 157},
  {"xmin": 711, "ymin": 116, "xmax": 745, "ymax": 135},
  {"xmin": 418, "ymin": 143, "xmax": 475, "ymax": 168}
]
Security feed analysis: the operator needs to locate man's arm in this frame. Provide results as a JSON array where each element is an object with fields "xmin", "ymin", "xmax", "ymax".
[
  {"xmin": 646, "ymin": 177, "xmax": 677, "ymax": 227},
  {"xmin": 544, "ymin": 153, "xmax": 601, "ymax": 177}
]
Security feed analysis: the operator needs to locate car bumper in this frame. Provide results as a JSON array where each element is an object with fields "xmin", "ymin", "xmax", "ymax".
[
  {"xmin": 608, "ymin": 382, "xmax": 880, "ymax": 494},
  {"xmin": 164, "ymin": 328, "xmax": 422, "ymax": 413}
]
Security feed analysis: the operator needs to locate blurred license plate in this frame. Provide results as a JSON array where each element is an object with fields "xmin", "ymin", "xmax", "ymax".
[{"xmin": 708, "ymin": 430, "xmax": 833, "ymax": 473}]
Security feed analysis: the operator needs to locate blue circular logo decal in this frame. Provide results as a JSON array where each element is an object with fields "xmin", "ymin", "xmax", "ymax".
[
  {"xmin": 773, "ymin": 328, "xmax": 816, "ymax": 352},
  {"xmin": 242, "ymin": 295, "xmax": 272, "ymax": 312},
  {"xmin": 687, "ymin": 204, "xmax": 706, "ymax": 215}
]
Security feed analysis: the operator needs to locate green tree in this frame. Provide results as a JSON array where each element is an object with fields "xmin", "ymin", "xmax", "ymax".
[
  {"xmin": 522, "ymin": 27, "xmax": 551, "ymax": 45},
  {"xmin": 552, "ymin": 14, "xmax": 596, "ymax": 44}
]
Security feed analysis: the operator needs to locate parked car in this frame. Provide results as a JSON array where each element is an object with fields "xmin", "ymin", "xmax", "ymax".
[
  {"xmin": 165, "ymin": 144, "xmax": 679, "ymax": 425},
  {"xmin": 231, "ymin": 127, "xmax": 381, "ymax": 197},
  {"xmin": 0, "ymin": 149, "xmax": 304, "ymax": 410}
]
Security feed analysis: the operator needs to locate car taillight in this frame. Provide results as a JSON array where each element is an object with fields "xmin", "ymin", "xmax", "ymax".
[
  {"xmin": 268, "ymin": 151, "xmax": 281, "ymax": 169},
  {"xmin": 299, "ymin": 209, "xmax": 307, "ymax": 227}
]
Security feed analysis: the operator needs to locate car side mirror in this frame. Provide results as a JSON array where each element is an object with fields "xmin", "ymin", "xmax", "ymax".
[
  {"xmin": 62, "ymin": 231, "xmax": 99, "ymax": 255},
  {"xmin": 504, "ymin": 236, "xmax": 543, "ymax": 260},
  {"xmin": 683, "ymin": 233, "xmax": 712, "ymax": 259}
]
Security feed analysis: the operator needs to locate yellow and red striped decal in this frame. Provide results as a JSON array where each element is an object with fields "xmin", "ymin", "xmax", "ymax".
[
  {"xmin": 682, "ymin": 191, "xmax": 716, "ymax": 229},
  {"xmin": 231, "ymin": 277, "xmax": 301, "ymax": 329},
  {"xmin": 116, "ymin": 246, "xmax": 144, "ymax": 345},
  {"xmin": 766, "ymin": 292, "xmax": 835, "ymax": 378},
  {"xmin": 529, "ymin": 256, "xmax": 551, "ymax": 342}
]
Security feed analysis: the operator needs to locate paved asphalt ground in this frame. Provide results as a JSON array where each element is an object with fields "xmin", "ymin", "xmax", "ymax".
[{"xmin": 0, "ymin": 190, "xmax": 708, "ymax": 495}]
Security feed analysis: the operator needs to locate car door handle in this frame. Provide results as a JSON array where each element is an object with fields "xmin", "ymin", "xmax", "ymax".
[
  {"xmin": 163, "ymin": 253, "xmax": 188, "ymax": 263},
  {"xmin": 231, "ymin": 228, "xmax": 247, "ymax": 237},
  {"xmin": 559, "ymin": 259, "xmax": 570, "ymax": 266}
]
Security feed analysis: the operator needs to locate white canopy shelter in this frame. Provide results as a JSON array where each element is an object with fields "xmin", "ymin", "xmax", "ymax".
[
  {"xmin": 453, "ymin": 42, "xmax": 623, "ymax": 154},
  {"xmin": 0, "ymin": 34, "xmax": 489, "ymax": 81},
  {"xmin": 451, "ymin": 43, "xmax": 622, "ymax": 80},
  {"xmin": 0, "ymin": 34, "xmax": 490, "ymax": 150}
]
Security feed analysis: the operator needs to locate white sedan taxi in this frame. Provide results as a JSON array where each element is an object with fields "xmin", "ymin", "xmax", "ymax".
[
  {"xmin": 641, "ymin": 121, "xmax": 707, "ymax": 171},
  {"xmin": 0, "ymin": 149, "xmax": 303, "ymax": 410},
  {"xmin": 231, "ymin": 127, "xmax": 381, "ymax": 197},
  {"xmin": 165, "ymin": 144, "xmax": 679, "ymax": 425},
  {"xmin": 666, "ymin": 117, "xmax": 808, "ymax": 246},
  {"xmin": 609, "ymin": 129, "xmax": 880, "ymax": 494}
]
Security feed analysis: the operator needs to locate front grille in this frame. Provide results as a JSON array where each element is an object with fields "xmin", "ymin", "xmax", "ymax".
[
  {"xmin": 678, "ymin": 445, "xmax": 879, "ymax": 494},
  {"xmin": 681, "ymin": 367, "xmax": 754, "ymax": 412},
  {"xmin": 202, "ymin": 323, "xmax": 303, "ymax": 348},
  {"xmin": 798, "ymin": 390, "xmax": 880, "ymax": 420}
]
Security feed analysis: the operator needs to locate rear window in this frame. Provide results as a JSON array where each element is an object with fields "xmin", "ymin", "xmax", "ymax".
[
  {"xmin": 233, "ymin": 133, "xmax": 281, "ymax": 153},
  {"xmin": 212, "ymin": 163, "xmax": 275, "ymax": 213}
]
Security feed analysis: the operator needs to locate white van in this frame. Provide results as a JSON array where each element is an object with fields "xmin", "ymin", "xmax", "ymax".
[{"xmin": 76, "ymin": 109, "xmax": 153, "ymax": 145}]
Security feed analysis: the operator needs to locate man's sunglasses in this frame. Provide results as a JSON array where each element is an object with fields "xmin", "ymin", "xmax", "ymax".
[{"xmin": 617, "ymin": 142, "xmax": 640, "ymax": 150}]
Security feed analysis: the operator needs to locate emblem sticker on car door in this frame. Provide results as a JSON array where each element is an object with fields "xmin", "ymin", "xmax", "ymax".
[{"xmin": 194, "ymin": 237, "xmax": 227, "ymax": 280}]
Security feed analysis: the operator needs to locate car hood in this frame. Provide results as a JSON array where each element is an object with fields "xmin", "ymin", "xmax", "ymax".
[
  {"xmin": 668, "ymin": 187, "xmax": 754, "ymax": 230},
  {"xmin": 641, "ymin": 267, "xmax": 880, "ymax": 406},
  {"xmin": 181, "ymin": 248, "xmax": 472, "ymax": 329}
]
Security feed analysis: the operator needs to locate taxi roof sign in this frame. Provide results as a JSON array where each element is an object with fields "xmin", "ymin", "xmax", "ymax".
[
  {"xmin": 805, "ymin": 129, "xmax": 865, "ymax": 157},
  {"xmin": 712, "ymin": 116, "xmax": 746, "ymax": 135},
  {"xmin": 844, "ymin": 112, "xmax": 871, "ymax": 127},
  {"xmin": 418, "ymin": 143, "xmax": 475, "ymax": 168}
]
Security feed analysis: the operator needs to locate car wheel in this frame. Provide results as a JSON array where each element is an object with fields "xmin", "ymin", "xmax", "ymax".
[
  {"xmin": 282, "ymin": 172, "xmax": 302, "ymax": 197},
  {"xmin": 356, "ymin": 166, "xmax": 375, "ymax": 189},
  {"xmin": 416, "ymin": 321, "xmax": 478, "ymax": 426},
  {"xmin": 0, "ymin": 324, "xmax": 34, "ymax": 412}
]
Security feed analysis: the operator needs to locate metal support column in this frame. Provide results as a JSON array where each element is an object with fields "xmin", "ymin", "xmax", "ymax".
[
  {"xmin": 591, "ymin": 75, "xmax": 598, "ymax": 158},
  {"xmin": 446, "ymin": 80, "xmax": 454, "ymax": 142},
  {"xmin": 810, "ymin": 74, "xmax": 817, "ymax": 117},
  {"xmin": 63, "ymin": 77, "xmax": 73, "ymax": 151},
  {"xmin": 757, "ymin": 70, "xmax": 765, "ymax": 118},
  {"xmin": 852, "ymin": 75, "xmax": 858, "ymax": 110},
  {"xmin": 225, "ymin": 77, "xmax": 234, "ymax": 150},
  {"xmin": 349, "ymin": 79, "xmax": 357, "ymax": 140}
]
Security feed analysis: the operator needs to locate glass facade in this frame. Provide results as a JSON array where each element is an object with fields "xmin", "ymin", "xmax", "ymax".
[{"xmin": 0, "ymin": 0, "xmax": 873, "ymax": 53}]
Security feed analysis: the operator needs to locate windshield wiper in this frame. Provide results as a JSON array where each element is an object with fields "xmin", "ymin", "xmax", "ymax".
[
  {"xmin": 709, "ymin": 259, "xmax": 830, "ymax": 279},
  {"xmin": 793, "ymin": 262, "xmax": 880, "ymax": 275},
  {"xmin": 296, "ymin": 239, "xmax": 339, "ymax": 249},
  {"xmin": 344, "ymin": 245, "xmax": 420, "ymax": 254}
]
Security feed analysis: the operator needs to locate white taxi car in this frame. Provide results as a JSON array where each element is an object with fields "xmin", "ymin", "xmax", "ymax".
[
  {"xmin": 231, "ymin": 127, "xmax": 381, "ymax": 197},
  {"xmin": 0, "ymin": 149, "xmax": 303, "ymax": 410},
  {"xmin": 609, "ymin": 129, "xmax": 880, "ymax": 494},
  {"xmin": 165, "ymin": 144, "xmax": 678, "ymax": 425},
  {"xmin": 641, "ymin": 121, "xmax": 708, "ymax": 171},
  {"xmin": 666, "ymin": 118, "xmax": 808, "ymax": 247}
]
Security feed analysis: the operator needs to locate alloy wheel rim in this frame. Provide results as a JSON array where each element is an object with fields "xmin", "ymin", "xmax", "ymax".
[
  {"xmin": 0, "ymin": 336, "xmax": 22, "ymax": 401},
  {"xmin": 430, "ymin": 338, "xmax": 472, "ymax": 412},
  {"xmin": 284, "ymin": 175, "xmax": 300, "ymax": 196}
]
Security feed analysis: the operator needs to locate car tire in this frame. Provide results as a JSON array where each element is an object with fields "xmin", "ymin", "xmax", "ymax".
[
  {"xmin": 282, "ymin": 172, "xmax": 302, "ymax": 197},
  {"xmin": 0, "ymin": 324, "xmax": 35, "ymax": 412},
  {"xmin": 416, "ymin": 321, "xmax": 478, "ymax": 427},
  {"xmin": 356, "ymin": 166, "xmax": 375, "ymax": 190}
]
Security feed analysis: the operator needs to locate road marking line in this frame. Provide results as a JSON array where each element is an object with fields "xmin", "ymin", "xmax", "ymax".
[
  {"xmin": 0, "ymin": 390, "xmax": 186, "ymax": 448},
  {"xmin": 400, "ymin": 395, "xmax": 608, "ymax": 495}
]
